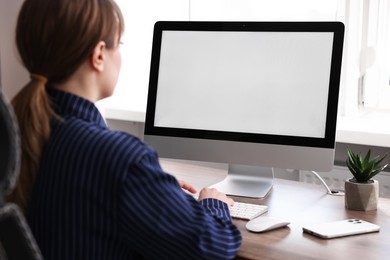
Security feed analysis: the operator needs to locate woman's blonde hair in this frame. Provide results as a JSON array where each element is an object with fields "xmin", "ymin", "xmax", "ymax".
[{"xmin": 7, "ymin": 0, "xmax": 124, "ymax": 213}]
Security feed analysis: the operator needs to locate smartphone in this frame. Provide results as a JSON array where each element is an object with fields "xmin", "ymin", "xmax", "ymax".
[{"xmin": 302, "ymin": 219, "xmax": 380, "ymax": 239}]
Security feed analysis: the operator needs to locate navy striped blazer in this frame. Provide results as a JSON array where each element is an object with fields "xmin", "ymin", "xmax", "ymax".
[{"xmin": 27, "ymin": 88, "xmax": 242, "ymax": 259}]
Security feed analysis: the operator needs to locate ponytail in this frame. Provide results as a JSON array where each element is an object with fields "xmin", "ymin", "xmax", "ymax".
[
  {"xmin": 7, "ymin": 0, "xmax": 124, "ymax": 213},
  {"xmin": 7, "ymin": 75, "xmax": 55, "ymax": 213}
]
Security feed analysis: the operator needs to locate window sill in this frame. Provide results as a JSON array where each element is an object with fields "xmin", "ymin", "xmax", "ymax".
[
  {"xmin": 104, "ymin": 107, "xmax": 146, "ymax": 123},
  {"xmin": 104, "ymin": 107, "xmax": 390, "ymax": 148},
  {"xmin": 337, "ymin": 109, "xmax": 390, "ymax": 147}
]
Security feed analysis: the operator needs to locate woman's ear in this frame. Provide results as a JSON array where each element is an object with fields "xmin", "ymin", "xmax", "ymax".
[{"xmin": 91, "ymin": 41, "xmax": 106, "ymax": 72}]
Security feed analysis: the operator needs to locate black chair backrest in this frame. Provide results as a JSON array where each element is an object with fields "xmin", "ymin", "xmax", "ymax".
[
  {"xmin": 0, "ymin": 90, "xmax": 20, "ymax": 205},
  {"xmin": 0, "ymin": 90, "xmax": 43, "ymax": 260},
  {"xmin": 0, "ymin": 204, "xmax": 43, "ymax": 260}
]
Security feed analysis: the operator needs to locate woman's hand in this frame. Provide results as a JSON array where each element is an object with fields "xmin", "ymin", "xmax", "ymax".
[
  {"xmin": 198, "ymin": 187, "xmax": 234, "ymax": 207},
  {"xmin": 178, "ymin": 180, "xmax": 197, "ymax": 194}
]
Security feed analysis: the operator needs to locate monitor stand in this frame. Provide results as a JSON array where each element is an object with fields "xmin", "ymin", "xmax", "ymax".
[{"xmin": 212, "ymin": 164, "xmax": 274, "ymax": 198}]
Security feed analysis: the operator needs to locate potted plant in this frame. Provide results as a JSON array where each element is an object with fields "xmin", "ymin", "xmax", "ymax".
[{"xmin": 345, "ymin": 147, "xmax": 388, "ymax": 211}]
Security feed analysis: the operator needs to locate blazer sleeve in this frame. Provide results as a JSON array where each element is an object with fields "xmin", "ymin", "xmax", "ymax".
[{"xmin": 117, "ymin": 150, "xmax": 242, "ymax": 260}]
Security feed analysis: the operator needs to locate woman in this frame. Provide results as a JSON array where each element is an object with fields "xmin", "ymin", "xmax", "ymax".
[{"xmin": 7, "ymin": 0, "xmax": 241, "ymax": 259}]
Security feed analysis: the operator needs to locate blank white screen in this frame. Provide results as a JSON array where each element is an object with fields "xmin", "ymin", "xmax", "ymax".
[{"xmin": 154, "ymin": 31, "xmax": 334, "ymax": 138}]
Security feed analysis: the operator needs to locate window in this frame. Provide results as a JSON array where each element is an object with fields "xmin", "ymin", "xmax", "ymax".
[
  {"xmin": 99, "ymin": 0, "xmax": 189, "ymax": 114},
  {"xmin": 361, "ymin": 0, "xmax": 390, "ymax": 110},
  {"xmin": 105, "ymin": 0, "xmax": 390, "ymax": 132}
]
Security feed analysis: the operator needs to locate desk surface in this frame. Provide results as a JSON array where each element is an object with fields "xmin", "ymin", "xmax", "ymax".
[{"xmin": 160, "ymin": 159, "xmax": 390, "ymax": 260}]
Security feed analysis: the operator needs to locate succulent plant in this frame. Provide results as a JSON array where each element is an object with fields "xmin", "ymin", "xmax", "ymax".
[{"xmin": 346, "ymin": 147, "xmax": 388, "ymax": 183}]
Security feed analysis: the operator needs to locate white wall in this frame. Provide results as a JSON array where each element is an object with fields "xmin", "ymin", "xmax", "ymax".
[{"xmin": 0, "ymin": 0, "xmax": 28, "ymax": 100}]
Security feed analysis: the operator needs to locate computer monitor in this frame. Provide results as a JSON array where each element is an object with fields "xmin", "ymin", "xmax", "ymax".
[{"xmin": 144, "ymin": 21, "xmax": 344, "ymax": 198}]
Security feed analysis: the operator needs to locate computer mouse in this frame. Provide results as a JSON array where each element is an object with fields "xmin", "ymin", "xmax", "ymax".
[{"xmin": 246, "ymin": 216, "xmax": 290, "ymax": 233}]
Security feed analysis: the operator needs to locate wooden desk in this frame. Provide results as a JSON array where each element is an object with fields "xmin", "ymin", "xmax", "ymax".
[{"xmin": 161, "ymin": 159, "xmax": 390, "ymax": 260}]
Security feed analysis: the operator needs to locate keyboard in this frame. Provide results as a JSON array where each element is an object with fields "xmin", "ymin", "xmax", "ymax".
[{"xmin": 230, "ymin": 202, "xmax": 268, "ymax": 220}]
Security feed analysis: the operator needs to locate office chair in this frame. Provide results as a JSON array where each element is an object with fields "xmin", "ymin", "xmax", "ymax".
[{"xmin": 0, "ymin": 90, "xmax": 43, "ymax": 260}]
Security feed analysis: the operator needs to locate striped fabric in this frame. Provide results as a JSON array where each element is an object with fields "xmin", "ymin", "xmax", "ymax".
[{"xmin": 27, "ymin": 88, "xmax": 241, "ymax": 260}]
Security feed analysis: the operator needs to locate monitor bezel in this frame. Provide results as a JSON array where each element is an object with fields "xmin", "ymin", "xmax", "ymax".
[{"xmin": 145, "ymin": 21, "xmax": 344, "ymax": 149}]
